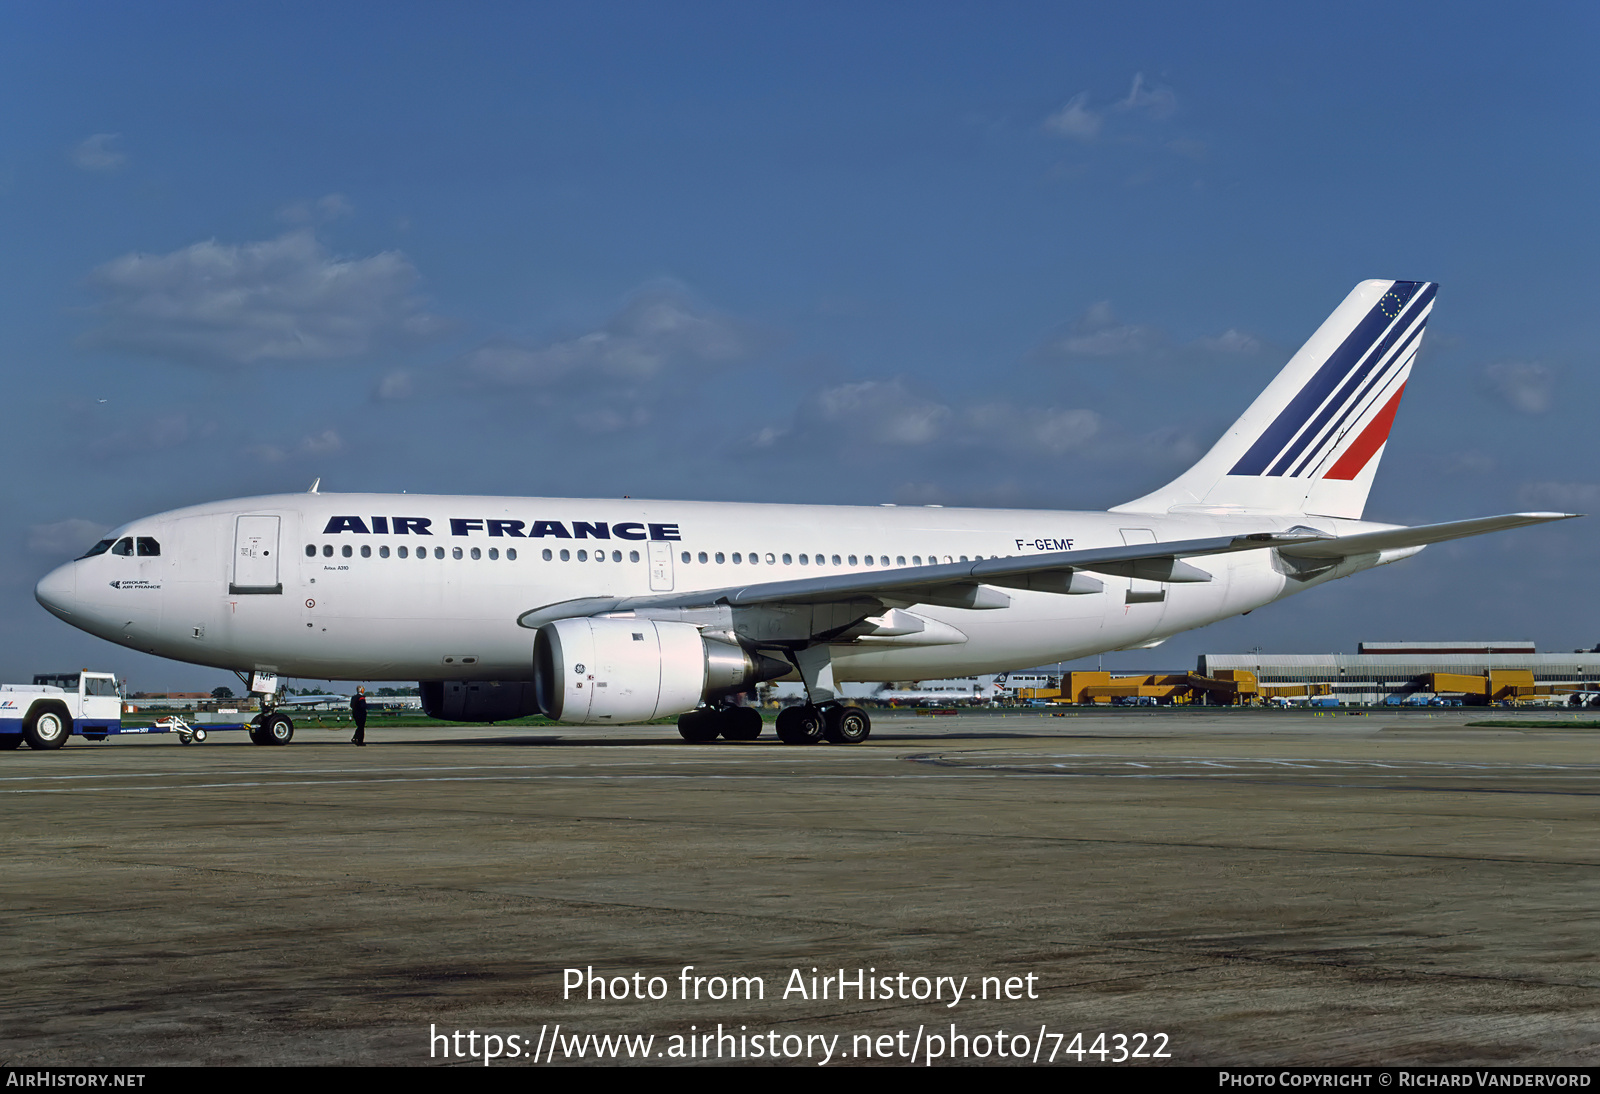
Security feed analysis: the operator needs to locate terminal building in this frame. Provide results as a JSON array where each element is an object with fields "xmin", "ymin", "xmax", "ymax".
[{"xmin": 1197, "ymin": 641, "xmax": 1600, "ymax": 706}]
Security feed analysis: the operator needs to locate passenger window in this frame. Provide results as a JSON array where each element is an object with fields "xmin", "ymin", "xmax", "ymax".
[
  {"xmin": 681, "ymin": 552, "xmax": 690, "ymax": 563},
  {"xmin": 698, "ymin": 552, "xmax": 708, "ymax": 563},
  {"xmin": 732, "ymin": 553, "xmax": 742, "ymax": 564},
  {"xmin": 489, "ymin": 548, "xmax": 498, "ymax": 560},
  {"xmin": 361, "ymin": 545, "xmax": 372, "ymax": 558},
  {"xmin": 323, "ymin": 544, "xmax": 333, "ymax": 557},
  {"xmin": 864, "ymin": 556, "xmax": 874, "ymax": 567},
  {"xmin": 471, "ymin": 547, "xmax": 481, "ymax": 560},
  {"xmin": 765, "ymin": 553, "xmax": 776, "ymax": 564},
  {"xmin": 434, "ymin": 547, "xmax": 444, "ymax": 559},
  {"xmin": 560, "ymin": 549, "xmax": 570, "ymax": 561},
  {"xmin": 398, "ymin": 546, "xmax": 409, "ymax": 558},
  {"xmin": 782, "ymin": 553, "xmax": 792, "ymax": 565},
  {"xmin": 342, "ymin": 545, "xmax": 353, "ymax": 558},
  {"xmin": 913, "ymin": 556, "xmax": 922, "ymax": 565},
  {"xmin": 848, "ymin": 555, "xmax": 857, "ymax": 566},
  {"xmin": 612, "ymin": 550, "xmax": 621, "ymax": 562},
  {"xmin": 831, "ymin": 555, "xmax": 841, "ymax": 566},
  {"xmin": 379, "ymin": 546, "xmax": 390, "ymax": 558},
  {"xmin": 452, "ymin": 547, "xmax": 463, "ymax": 559},
  {"xmin": 799, "ymin": 554, "xmax": 808, "ymax": 565},
  {"xmin": 305, "ymin": 545, "xmax": 316, "ymax": 558},
  {"xmin": 507, "ymin": 549, "xmax": 517, "ymax": 560},
  {"xmin": 880, "ymin": 556, "xmax": 888, "ymax": 566},
  {"xmin": 577, "ymin": 550, "xmax": 588, "ymax": 562},
  {"xmin": 136, "ymin": 537, "xmax": 161, "ymax": 556},
  {"xmin": 629, "ymin": 550, "xmax": 639, "ymax": 562},
  {"xmin": 896, "ymin": 556, "xmax": 905, "ymax": 566},
  {"xmin": 543, "ymin": 549, "xmax": 553, "ymax": 561},
  {"xmin": 715, "ymin": 552, "xmax": 724, "ymax": 564},
  {"xmin": 112, "ymin": 538, "xmax": 134, "ymax": 556}
]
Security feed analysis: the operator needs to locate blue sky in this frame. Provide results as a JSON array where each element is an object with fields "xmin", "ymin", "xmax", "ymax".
[{"xmin": 4, "ymin": 2, "xmax": 1596, "ymax": 690}]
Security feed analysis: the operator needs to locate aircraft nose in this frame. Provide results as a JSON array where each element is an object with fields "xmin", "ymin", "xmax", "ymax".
[{"xmin": 35, "ymin": 563, "xmax": 77, "ymax": 620}]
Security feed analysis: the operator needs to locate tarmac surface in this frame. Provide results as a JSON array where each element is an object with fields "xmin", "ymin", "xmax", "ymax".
[{"xmin": 3, "ymin": 708, "xmax": 1597, "ymax": 1067}]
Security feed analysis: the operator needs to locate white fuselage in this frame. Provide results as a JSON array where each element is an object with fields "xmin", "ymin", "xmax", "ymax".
[{"xmin": 35, "ymin": 492, "xmax": 1396, "ymax": 684}]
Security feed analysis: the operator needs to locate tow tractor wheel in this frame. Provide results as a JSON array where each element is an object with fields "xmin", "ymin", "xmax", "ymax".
[
  {"xmin": 24, "ymin": 708, "xmax": 71, "ymax": 750},
  {"xmin": 775, "ymin": 704, "xmax": 825, "ymax": 745},
  {"xmin": 262, "ymin": 714, "xmax": 294, "ymax": 745},
  {"xmin": 719, "ymin": 706, "xmax": 764, "ymax": 741},
  {"xmin": 677, "ymin": 709, "xmax": 720, "ymax": 743},
  {"xmin": 823, "ymin": 704, "xmax": 871, "ymax": 745}
]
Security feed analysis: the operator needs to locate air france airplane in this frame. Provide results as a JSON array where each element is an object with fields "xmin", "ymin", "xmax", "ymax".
[{"xmin": 33, "ymin": 280, "xmax": 1575, "ymax": 747}]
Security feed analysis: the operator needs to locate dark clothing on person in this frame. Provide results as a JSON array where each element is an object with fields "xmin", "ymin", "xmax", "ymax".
[{"xmin": 351, "ymin": 693, "xmax": 368, "ymax": 745}]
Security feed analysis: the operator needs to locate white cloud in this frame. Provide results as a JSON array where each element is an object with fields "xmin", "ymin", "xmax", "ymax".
[
  {"xmin": 1048, "ymin": 301, "xmax": 1162, "ymax": 357},
  {"xmin": 278, "ymin": 193, "xmax": 355, "ymax": 225},
  {"xmin": 72, "ymin": 133, "xmax": 126, "ymax": 172},
  {"xmin": 88, "ymin": 412, "xmax": 200, "ymax": 459},
  {"xmin": 792, "ymin": 380, "xmax": 1100, "ymax": 456},
  {"xmin": 1117, "ymin": 73, "xmax": 1177, "ymax": 119},
  {"xmin": 1043, "ymin": 92, "xmax": 1101, "ymax": 141},
  {"xmin": 458, "ymin": 286, "xmax": 757, "ymax": 388},
  {"xmin": 248, "ymin": 429, "xmax": 344, "ymax": 464},
  {"xmin": 82, "ymin": 230, "xmax": 442, "ymax": 368},
  {"xmin": 1044, "ymin": 73, "xmax": 1178, "ymax": 142},
  {"xmin": 375, "ymin": 369, "xmax": 414, "ymax": 401},
  {"xmin": 817, "ymin": 380, "xmax": 952, "ymax": 445},
  {"xmin": 28, "ymin": 519, "xmax": 110, "ymax": 558},
  {"xmin": 1483, "ymin": 361, "xmax": 1555, "ymax": 415},
  {"xmin": 1193, "ymin": 328, "xmax": 1262, "ymax": 354},
  {"xmin": 1517, "ymin": 481, "xmax": 1600, "ymax": 511}
]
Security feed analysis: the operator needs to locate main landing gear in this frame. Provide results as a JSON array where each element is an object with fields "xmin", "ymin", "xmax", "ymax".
[
  {"xmin": 677, "ymin": 703, "xmax": 871, "ymax": 745},
  {"xmin": 775, "ymin": 703, "xmax": 870, "ymax": 746},
  {"xmin": 677, "ymin": 705, "xmax": 764, "ymax": 742}
]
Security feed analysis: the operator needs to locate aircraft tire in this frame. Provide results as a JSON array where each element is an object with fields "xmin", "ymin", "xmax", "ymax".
[
  {"xmin": 262, "ymin": 714, "xmax": 294, "ymax": 745},
  {"xmin": 25, "ymin": 708, "xmax": 71, "ymax": 750},
  {"xmin": 677, "ymin": 709, "xmax": 720, "ymax": 743},
  {"xmin": 719, "ymin": 706, "xmax": 763, "ymax": 741},
  {"xmin": 823, "ymin": 705, "xmax": 871, "ymax": 745},
  {"xmin": 775, "ymin": 705, "xmax": 824, "ymax": 745}
]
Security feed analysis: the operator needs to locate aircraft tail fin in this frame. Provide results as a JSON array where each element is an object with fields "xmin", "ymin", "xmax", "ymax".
[{"xmin": 1113, "ymin": 279, "xmax": 1437, "ymax": 519}]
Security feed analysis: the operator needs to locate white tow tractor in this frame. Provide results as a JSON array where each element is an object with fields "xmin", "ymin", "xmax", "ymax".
[{"xmin": 0, "ymin": 671, "xmax": 122, "ymax": 750}]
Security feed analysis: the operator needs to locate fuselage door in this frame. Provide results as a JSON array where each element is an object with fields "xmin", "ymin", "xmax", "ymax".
[
  {"xmin": 231, "ymin": 515, "xmax": 283, "ymax": 594},
  {"xmin": 1119, "ymin": 528, "xmax": 1166, "ymax": 605},
  {"xmin": 647, "ymin": 540, "xmax": 675, "ymax": 592}
]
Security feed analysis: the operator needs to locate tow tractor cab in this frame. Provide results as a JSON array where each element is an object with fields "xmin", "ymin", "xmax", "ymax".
[{"xmin": 0, "ymin": 672, "xmax": 122, "ymax": 750}]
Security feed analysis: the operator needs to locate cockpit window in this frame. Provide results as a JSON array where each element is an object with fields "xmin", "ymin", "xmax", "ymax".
[
  {"xmin": 135, "ymin": 537, "xmax": 160, "ymax": 556},
  {"xmin": 79, "ymin": 539, "xmax": 116, "ymax": 559},
  {"xmin": 111, "ymin": 538, "xmax": 134, "ymax": 556}
]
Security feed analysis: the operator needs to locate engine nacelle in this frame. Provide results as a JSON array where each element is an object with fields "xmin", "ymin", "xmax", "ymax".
[
  {"xmin": 420, "ymin": 680, "xmax": 541, "ymax": 723},
  {"xmin": 533, "ymin": 617, "xmax": 788, "ymax": 724}
]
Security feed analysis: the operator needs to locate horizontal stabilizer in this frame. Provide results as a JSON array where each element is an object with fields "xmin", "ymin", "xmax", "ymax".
[{"xmin": 1277, "ymin": 512, "xmax": 1579, "ymax": 559}]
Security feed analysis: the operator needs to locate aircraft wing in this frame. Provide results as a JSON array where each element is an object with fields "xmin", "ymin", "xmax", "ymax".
[
  {"xmin": 1275, "ymin": 512, "xmax": 1579, "ymax": 559},
  {"xmin": 518, "ymin": 531, "xmax": 1310, "ymax": 627}
]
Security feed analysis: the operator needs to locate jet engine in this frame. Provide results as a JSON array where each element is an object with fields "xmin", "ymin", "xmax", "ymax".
[{"xmin": 533, "ymin": 617, "xmax": 789, "ymax": 724}]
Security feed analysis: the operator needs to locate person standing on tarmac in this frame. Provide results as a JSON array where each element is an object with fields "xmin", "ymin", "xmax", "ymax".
[{"xmin": 351, "ymin": 687, "xmax": 368, "ymax": 746}]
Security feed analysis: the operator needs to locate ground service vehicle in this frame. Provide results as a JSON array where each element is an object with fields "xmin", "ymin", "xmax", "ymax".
[{"xmin": 0, "ymin": 672, "xmax": 121, "ymax": 749}]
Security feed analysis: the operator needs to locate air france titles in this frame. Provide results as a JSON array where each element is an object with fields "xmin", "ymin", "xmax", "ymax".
[{"xmin": 321, "ymin": 517, "xmax": 681, "ymax": 541}]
